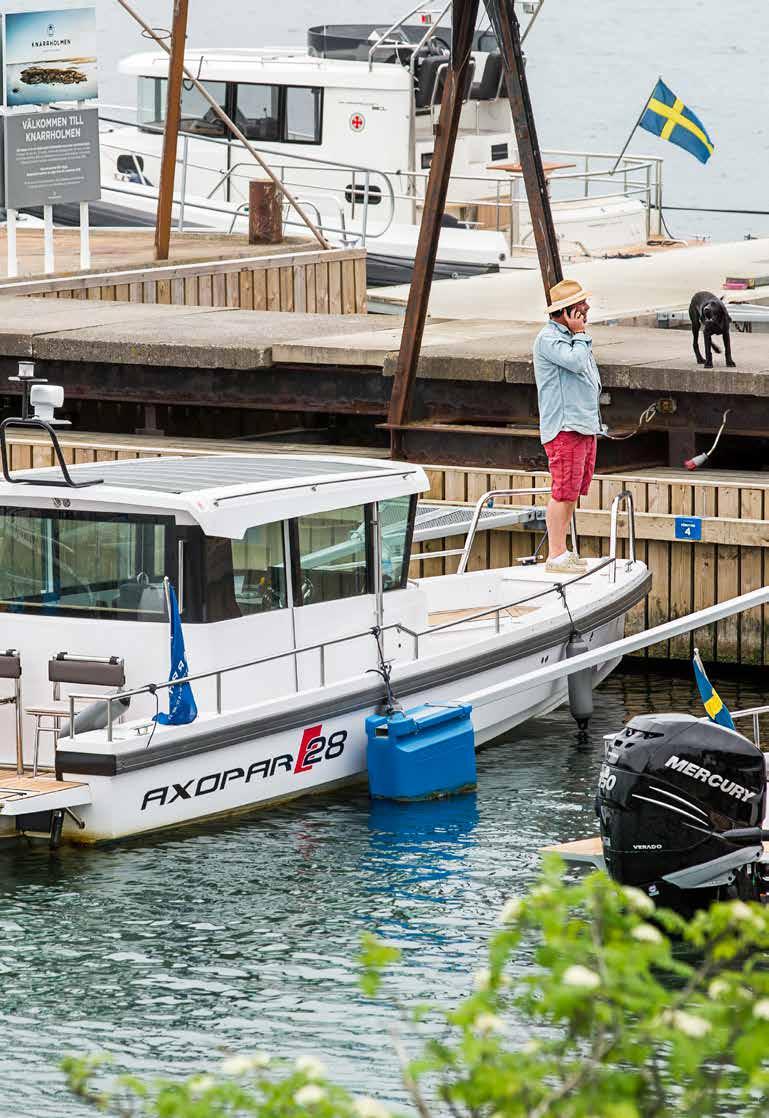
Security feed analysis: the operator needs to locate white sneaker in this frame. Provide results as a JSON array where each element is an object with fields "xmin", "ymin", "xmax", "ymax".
[{"xmin": 545, "ymin": 553, "xmax": 587, "ymax": 575}]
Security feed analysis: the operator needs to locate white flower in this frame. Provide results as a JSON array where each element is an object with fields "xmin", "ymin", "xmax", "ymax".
[
  {"xmin": 220, "ymin": 1056, "xmax": 253, "ymax": 1076},
  {"xmin": 473, "ymin": 968, "xmax": 491, "ymax": 991},
  {"xmin": 295, "ymin": 1055, "xmax": 327, "ymax": 1080},
  {"xmin": 562, "ymin": 965, "xmax": 601, "ymax": 990},
  {"xmin": 631, "ymin": 923, "xmax": 663, "ymax": 945},
  {"xmin": 708, "ymin": 979, "xmax": 730, "ymax": 1000},
  {"xmin": 522, "ymin": 1039, "xmax": 541, "ymax": 1054},
  {"xmin": 473, "ymin": 1012, "xmax": 508, "ymax": 1035},
  {"xmin": 220, "ymin": 1053, "xmax": 270, "ymax": 1075},
  {"xmin": 294, "ymin": 1084, "xmax": 326, "ymax": 1107},
  {"xmin": 753, "ymin": 999, "xmax": 769, "ymax": 1021},
  {"xmin": 499, "ymin": 897, "xmax": 523, "ymax": 924},
  {"xmin": 353, "ymin": 1096, "xmax": 391, "ymax": 1118},
  {"xmin": 622, "ymin": 886, "xmax": 655, "ymax": 916},
  {"xmin": 728, "ymin": 901, "xmax": 756, "ymax": 923},
  {"xmin": 666, "ymin": 1010, "xmax": 711, "ymax": 1038},
  {"xmin": 189, "ymin": 1075, "xmax": 215, "ymax": 1097}
]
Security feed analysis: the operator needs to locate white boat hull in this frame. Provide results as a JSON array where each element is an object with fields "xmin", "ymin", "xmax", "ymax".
[{"xmin": 51, "ymin": 607, "xmax": 629, "ymax": 843}]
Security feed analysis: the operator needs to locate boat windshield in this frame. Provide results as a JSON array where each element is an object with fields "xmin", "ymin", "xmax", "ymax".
[{"xmin": 0, "ymin": 509, "xmax": 171, "ymax": 620}]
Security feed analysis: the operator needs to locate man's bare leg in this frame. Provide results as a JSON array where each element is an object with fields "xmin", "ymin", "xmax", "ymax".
[{"xmin": 546, "ymin": 497, "xmax": 576, "ymax": 560}]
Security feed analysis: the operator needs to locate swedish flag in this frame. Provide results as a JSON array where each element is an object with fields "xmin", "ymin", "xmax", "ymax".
[
  {"xmin": 639, "ymin": 79, "xmax": 714, "ymax": 164},
  {"xmin": 693, "ymin": 649, "xmax": 734, "ymax": 730}
]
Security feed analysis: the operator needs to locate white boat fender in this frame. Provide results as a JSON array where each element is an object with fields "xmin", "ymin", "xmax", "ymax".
[
  {"xmin": 60, "ymin": 695, "xmax": 131, "ymax": 737},
  {"xmin": 566, "ymin": 631, "xmax": 593, "ymax": 738}
]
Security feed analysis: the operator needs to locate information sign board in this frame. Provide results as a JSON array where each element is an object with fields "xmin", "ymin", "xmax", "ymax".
[
  {"xmin": 674, "ymin": 516, "xmax": 703, "ymax": 542},
  {"xmin": 4, "ymin": 105, "xmax": 100, "ymax": 207}
]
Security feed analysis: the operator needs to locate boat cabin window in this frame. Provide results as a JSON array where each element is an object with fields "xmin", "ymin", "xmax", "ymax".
[
  {"xmin": 0, "ymin": 510, "xmax": 171, "ymax": 620},
  {"xmin": 138, "ymin": 76, "xmax": 228, "ymax": 135},
  {"xmin": 203, "ymin": 523, "xmax": 287, "ymax": 621},
  {"xmin": 380, "ymin": 495, "xmax": 416, "ymax": 591},
  {"xmin": 138, "ymin": 77, "xmax": 323, "ymax": 144},
  {"xmin": 292, "ymin": 505, "xmax": 370, "ymax": 606}
]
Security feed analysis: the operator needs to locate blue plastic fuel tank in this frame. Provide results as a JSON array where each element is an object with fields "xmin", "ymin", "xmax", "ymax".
[{"xmin": 366, "ymin": 703, "xmax": 477, "ymax": 801}]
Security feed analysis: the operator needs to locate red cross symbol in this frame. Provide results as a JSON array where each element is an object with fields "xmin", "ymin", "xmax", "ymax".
[{"xmin": 349, "ymin": 113, "xmax": 365, "ymax": 132}]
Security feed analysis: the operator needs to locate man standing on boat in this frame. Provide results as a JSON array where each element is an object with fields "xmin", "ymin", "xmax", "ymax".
[{"xmin": 533, "ymin": 279, "xmax": 603, "ymax": 575}]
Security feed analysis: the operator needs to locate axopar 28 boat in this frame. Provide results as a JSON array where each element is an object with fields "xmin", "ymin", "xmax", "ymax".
[{"xmin": 0, "ymin": 377, "xmax": 649, "ymax": 846}]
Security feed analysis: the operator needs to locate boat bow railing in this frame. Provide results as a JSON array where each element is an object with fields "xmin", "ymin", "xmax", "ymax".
[{"xmin": 65, "ymin": 547, "xmax": 633, "ymax": 746}]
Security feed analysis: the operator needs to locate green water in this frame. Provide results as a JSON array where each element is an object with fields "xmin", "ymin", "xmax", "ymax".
[{"xmin": 1, "ymin": 669, "xmax": 766, "ymax": 1116}]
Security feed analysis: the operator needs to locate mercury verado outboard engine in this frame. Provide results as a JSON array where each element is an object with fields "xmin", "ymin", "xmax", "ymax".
[{"xmin": 596, "ymin": 713, "xmax": 769, "ymax": 915}]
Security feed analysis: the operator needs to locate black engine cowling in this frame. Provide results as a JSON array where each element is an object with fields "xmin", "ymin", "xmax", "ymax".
[{"xmin": 596, "ymin": 713, "xmax": 767, "ymax": 912}]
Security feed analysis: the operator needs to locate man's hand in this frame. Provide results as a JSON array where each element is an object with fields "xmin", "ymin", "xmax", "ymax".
[{"xmin": 562, "ymin": 307, "xmax": 586, "ymax": 334}]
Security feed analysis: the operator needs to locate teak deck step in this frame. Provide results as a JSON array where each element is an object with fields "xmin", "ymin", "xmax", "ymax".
[
  {"xmin": 0, "ymin": 768, "xmax": 91, "ymax": 817},
  {"xmin": 428, "ymin": 604, "xmax": 537, "ymax": 626}
]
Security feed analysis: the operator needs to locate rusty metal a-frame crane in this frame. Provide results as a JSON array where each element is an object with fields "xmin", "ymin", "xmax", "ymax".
[{"xmin": 386, "ymin": 0, "xmax": 562, "ymax": 457}]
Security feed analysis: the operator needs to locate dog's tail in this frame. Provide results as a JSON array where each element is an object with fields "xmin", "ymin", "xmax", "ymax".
[{"xmin": 710, "ymin": 340, "xmax": 722, "ymax": 353}]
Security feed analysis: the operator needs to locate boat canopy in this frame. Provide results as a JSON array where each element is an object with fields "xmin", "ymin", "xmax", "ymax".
[
  {"xmin": 0, "ymin": 454, "xmax": 428, "ymax": 539},
  {"xmin": 118, "ymin": 49, "xmax": 412, "ymax": 93}
]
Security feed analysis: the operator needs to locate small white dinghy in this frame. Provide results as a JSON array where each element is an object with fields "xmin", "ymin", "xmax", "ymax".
[{"xmin": 0, "ymin": 376, "xmax": 649, "ymax": 846}]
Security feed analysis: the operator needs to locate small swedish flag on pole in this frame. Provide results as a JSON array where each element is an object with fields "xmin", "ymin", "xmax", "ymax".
[
  {"xmin": 640, "ymin": 79, "xmax": 715, "ymax": 164},
  {"xmin": 693, "ymin": 648, "xmax": 735, "ymax": 730},
  {"xmin": 612, "ymin": 78, "xmax": 715, "ymax": 172}
]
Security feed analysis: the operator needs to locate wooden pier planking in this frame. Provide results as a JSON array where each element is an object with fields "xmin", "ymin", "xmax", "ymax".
[{"xmin": 0, "ymin": 238, "xmax": 366, "ymax": 315}]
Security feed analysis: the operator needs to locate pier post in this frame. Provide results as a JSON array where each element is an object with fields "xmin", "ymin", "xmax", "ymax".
[
  {"xmin": 249, "ymin": 181, "xmax": 282, "ymax": 244},
  {"xmin": 155, "ymin": 0, "xmax": 189, "ymax": 261}
]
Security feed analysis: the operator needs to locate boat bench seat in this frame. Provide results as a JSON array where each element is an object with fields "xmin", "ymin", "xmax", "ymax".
[{"xmin": 26, "ymin": 654, "xmax": 126, "ymax": 776}]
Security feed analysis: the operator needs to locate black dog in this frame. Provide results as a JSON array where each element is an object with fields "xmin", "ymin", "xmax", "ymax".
[{"xmin": 689, "ymin": 290, "xmax": 736, "ymax": 368}]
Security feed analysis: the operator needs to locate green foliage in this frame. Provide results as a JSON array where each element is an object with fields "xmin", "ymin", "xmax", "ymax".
[{"xmin": 65, "ymin": 857, "xmax": 769, "ymax": 1117}]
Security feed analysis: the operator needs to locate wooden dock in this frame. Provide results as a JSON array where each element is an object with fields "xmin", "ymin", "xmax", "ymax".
[{"xmin": 0, "ymin": 297, "xmax": 767, "ymax": 463}]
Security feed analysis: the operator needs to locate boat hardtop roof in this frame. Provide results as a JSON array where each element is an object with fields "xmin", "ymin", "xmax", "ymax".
[
  {"xmin": 119, "ymin": 49, "xmax": 412, "ymax": 92},
  {"xmin": 2, "ymin": 453, "xmax": 428, "ymax": 539}
]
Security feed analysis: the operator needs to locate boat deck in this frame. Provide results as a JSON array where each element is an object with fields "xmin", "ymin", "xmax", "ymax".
[{"xmin": 0, "ymin": 769, "xmax": 91, "ymax": 818}]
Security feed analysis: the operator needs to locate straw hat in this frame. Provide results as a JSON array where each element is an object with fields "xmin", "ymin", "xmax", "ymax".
[{"xmin": 546, "ymin": 279, "xmax": 592, "ymax": 314}]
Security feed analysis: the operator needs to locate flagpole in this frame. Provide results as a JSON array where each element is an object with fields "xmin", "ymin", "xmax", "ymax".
[
  {"xmin": 611, "ymin": 79, "xmax": 658, "ymax": 174},
  {"xmin": 163, "ymin": 575, "xmax": 172, "ymax": 623}
]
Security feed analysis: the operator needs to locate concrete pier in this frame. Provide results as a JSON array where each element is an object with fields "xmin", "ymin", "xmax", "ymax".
[{"xmin": 0, "ymin": 295, "xmax": 768, "ymax": 468}]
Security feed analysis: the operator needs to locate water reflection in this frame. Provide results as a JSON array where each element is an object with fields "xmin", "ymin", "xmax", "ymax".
[{"xmin": 1, "ymin": 669, "xmax": 767, "ymax": 1115}]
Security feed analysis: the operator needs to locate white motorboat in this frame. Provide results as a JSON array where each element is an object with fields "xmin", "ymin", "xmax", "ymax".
[
  {"xmin": 93, "ymin": 3, "xmax": 662, "ymax": 282},
  {"xmin": 0, "ymin": 379, "xmax": 649, "ymax": 846}
]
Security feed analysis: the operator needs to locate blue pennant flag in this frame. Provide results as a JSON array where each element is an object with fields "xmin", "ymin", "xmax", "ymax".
[
  {"xmin": 155, "ymin": 581, "xmax": 198, "ymax": 726},
  {"xmin": 693, "ymin": 648, "xmax": 734, "ymax": 730},
  {"xmin": 639, "ymin": 79, "xmax": 715, "ymax": 164}
]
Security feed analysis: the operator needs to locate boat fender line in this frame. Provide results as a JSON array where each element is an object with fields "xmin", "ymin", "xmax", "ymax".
[
  {"xmin": 565, "ymin": 630, "xmax": 593, "ymax": 739},
  {"xmin": 602, "ymin": 401, "xmax": 661, "ymax": 442},
  {"xmin": 367, "ymin": 626, "xmax": 402, "ymax": 716},
  {"xmin": 684, "ymin": 409, "xmax": 731, "ymax": 470}
]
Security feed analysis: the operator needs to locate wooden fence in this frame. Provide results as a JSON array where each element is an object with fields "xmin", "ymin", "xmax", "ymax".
[
  {"xmin": 5, "ymin": 432, "xmax": 766, "ymax": 666},
  {"xmin": 0, "ymin": 247, "xmax": 367, "ymax": 314},
  {"xmin": 413, "ymin": 465, "xmax": 769, "ymax": 667}
]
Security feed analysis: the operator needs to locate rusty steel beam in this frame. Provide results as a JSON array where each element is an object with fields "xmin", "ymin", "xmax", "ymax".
[
  {"xmin": 386, "ymin": 0, "xmax": 480, "ymax": 454},
  {"xmin": 387, "ymin": 0, "xmax": 562, "ymax": 452},
  {"xmin": 483, "ymin": 0, "xmax": 562, "ymax": 295},
  {"xmin": 155, "ymin": 0, "xmax": 189, "ymax": 261}
]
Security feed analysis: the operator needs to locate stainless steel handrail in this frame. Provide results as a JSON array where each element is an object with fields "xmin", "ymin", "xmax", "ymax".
[
  {"xmin": 456, "ymin": 489, "xmax": 579, "ymax": 575},
  {"xmin": 608, "ymin": 491, "xmax": 637, "ymax": 584},
  {"xmin": 731, "ymin": 705, "xmax": 769, "ymax": 748}
]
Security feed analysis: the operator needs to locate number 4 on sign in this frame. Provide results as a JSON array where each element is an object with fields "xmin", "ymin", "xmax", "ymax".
[{"xmin": 674, "ymin": 516, "xmax": 702, "ymax": 542}]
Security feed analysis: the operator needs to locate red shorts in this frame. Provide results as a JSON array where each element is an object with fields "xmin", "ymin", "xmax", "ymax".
[{"xmin": 543, "ymin": 431, "xmax": 597, "ymax": 502}]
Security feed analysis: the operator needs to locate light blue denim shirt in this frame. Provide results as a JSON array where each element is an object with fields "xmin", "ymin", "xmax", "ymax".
[{"xmin": 532, "ymin": 320, "xmax": 604, "ymax": 446}]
